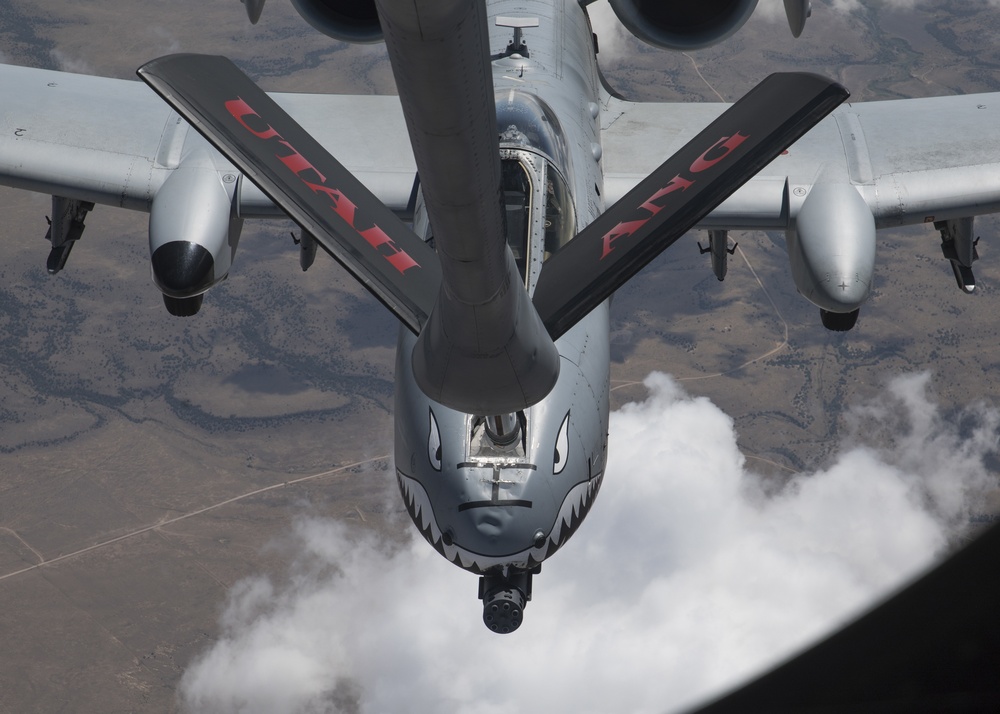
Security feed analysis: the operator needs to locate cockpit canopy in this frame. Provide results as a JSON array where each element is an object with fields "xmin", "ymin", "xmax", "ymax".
[
  {"xmin": 496, "ymin": 89, "xmax": 570, "ymax": 169},
  {"xmin": 495, "ymin": 90, "xmax": 576, "ymax": 290}
]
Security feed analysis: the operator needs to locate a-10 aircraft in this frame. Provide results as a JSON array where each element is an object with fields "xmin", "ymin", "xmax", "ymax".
[{"xmin": 2, "ymin": 0, "xmax": 1000, "ymax": 634}]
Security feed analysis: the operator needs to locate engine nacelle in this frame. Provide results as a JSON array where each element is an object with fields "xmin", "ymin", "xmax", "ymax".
[
  {"xmin": 149, "ymin": 159, "xmax": 243, "ymax": 316},
  {"xmin": 289, "ymin": 0, "xmax": 382, "ymax": 43},
  {"xmin": 786, "ymin": 183, "xmax": 876, "ymax": 318},
  {"xmin": 608, "ymin": 0, "xmax": 759, "ymax": 51}
]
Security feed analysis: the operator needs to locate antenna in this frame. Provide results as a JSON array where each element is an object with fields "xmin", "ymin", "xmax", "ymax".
[{"xmin": 495, "ymin": 16, "xmax": 539, "ymax": 58}]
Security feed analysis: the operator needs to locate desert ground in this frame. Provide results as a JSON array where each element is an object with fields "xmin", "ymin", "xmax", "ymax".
[{"xmin": 0, "ymin": 0, "xmax": 998, "ymax": 711}]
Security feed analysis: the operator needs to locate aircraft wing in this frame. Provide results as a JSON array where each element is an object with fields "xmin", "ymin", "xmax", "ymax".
[
  {"xmin": 0, "ymin": 63, "xmax": 416, "ymax": 215},
  {"xmin": 602, "ymin": 92, "xmax": 1000, "ymax": 230}
]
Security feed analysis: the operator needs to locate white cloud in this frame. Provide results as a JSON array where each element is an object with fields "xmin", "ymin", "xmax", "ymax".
[{"xmin": 179, "ymin": 372, "xmax": 997, "ymax": 714}]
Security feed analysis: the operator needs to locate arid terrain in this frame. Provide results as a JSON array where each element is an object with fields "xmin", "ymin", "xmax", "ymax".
[{"xmin": 0, "ymin": 0, "xmax": 999, "ymax": 711}]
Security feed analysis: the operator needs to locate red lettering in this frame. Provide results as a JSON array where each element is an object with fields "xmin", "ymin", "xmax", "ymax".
[
  {"xmin": 360, "ymin": 226, "xmax": 420, "ymax": 274},
  {"xmin": 601, "ymin": 218, "xmax": 651, "ymax": 259},
  {"xmin": 601, "ymin": 175, "xmax": 694, "ymax": 259},
  {"xmin": 689, "ymin": 132, "xmax": 750, "ymax": 173},
  {"xmin": 598, "ymin": 132, "xmax": 750, "ymax": 259},
  {"xmin": 386, "ymin": 251, "xmax": 420, "ymax": 274},
  {"xmin": 305, "ymin": 181, "xmax": 357, "ymax": 227},
  {"xmin": 638, "ymin": 175, "xmax": 694, "ymax": 215},
  {"xmin": 305, "ymin": 182, "xmax": 420, "ymax": 274},
  {"xmin": 359, "ymin": 224, "xmax": 394, "ymax": 251},
  {"xmin": 276, "ymin": 140, "xmax": 327, "ymax": 184},
  {"xmin": 227, "ymin": 97, "xmax": 421, "ymax": 276},
  {"xmin": 225, "ymin": 97, "xmax": 281, "ymax": 140}
]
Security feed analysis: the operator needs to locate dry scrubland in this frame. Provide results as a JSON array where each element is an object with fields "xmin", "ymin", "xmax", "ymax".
[{"xmin": 0, "ymin": 0, "xmax": 998, "ymax": 710}]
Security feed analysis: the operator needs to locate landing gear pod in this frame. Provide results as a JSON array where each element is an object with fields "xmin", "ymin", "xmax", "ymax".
[
  {"xmin": 148, "ymin": 155, "xmax": 243, "ymax": 316},
  {"xmin": 820, "ymin": 307, "xmax": 860, "ymax": 332},
  {"xmin": 787, "ymin": 183, "xmax": 875, "ymax": 329}
]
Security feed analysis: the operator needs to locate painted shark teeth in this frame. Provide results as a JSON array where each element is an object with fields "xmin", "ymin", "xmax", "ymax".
[
  {"xmin": 396, "ymin": 468, "xmax": 604, "ymax": 575},
  {"xmin": 545, "ymin": 472, "xmax": 603, "ymax": 555}
]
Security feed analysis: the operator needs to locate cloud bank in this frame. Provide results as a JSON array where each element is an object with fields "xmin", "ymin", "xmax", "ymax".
[{"xmin": 179, "ymin": 372, "xmax": 997, "ymax": 714}]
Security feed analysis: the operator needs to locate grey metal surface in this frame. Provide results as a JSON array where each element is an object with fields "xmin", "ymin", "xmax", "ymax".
[
  {"xmin": 602, "ymin": 92, "xmax": 1000, "ymax": 230},
  {"xmin": 0, "ymin": 63, "xmax": 415, "ymax": 215},
  {"xmin": 394, "ymin": 0, "xmax": 611, "ymax": 590},
  {"xmin": 375, "ymin": 0, "xmax": 505, "ymax": 302},
  {"xmin": 376, "ymin": 0, "xmax": 559, "ymax": 413},
  {"xmin": 0, "ymin": 64, "xmax": 173, "ymax": 211},
  {"xmin": 147, "ymin": 144, "xmax": 243, "ymax": 297},
  {"xmin": 786, "ymin": 182, "xmax": 876, "ymax": 313}
]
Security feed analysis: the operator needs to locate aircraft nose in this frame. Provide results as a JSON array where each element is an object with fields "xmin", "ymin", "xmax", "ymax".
[
  {"xmin": 452, "ymin": 464, "xmax": 537, "ymax": 551},
  {"xmin": 470, "ymin": 508, "xmax": 515, "ymax": 540}
]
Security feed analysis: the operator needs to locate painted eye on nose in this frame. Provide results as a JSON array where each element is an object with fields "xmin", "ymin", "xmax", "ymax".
[
  {"xmin": 428, "ymin": 408, "xmax": 442, "ymax": 471},
  {"xmin": 554, "ymin": 411, "xmax": 569, "ymax": 474}
]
